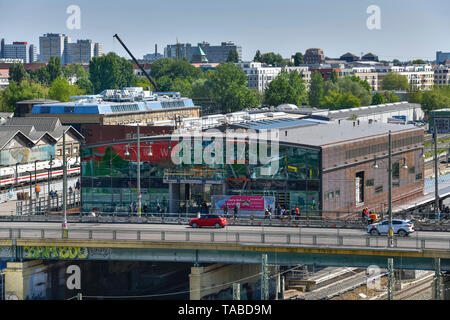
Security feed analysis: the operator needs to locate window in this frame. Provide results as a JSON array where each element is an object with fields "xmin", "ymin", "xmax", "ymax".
[
  {"xmin": 326, "ymin": 192, "xmax": 334, "ymax": 200},
  {"xmin": 408, "ymin": 166, "xmax": 415, "ymax": 174},
  {"xmin": 335, "ymin": 190, "xmax": 340, "ymax": 198},
  {"xmin": 416, "ymin": 173, "xmax": 423, "ymax": 181},
  {"xmin": 392, "ymin": 162, "xmax": 400, "ymax": 180},
  {"xmin": 375, "ymin": 185, "xmax": 383, "ymax": 193},
  {"xmin": 366, "ymin": 179, "xmax": 374, "ymax": 187},
  {"xmin": 57, "ymin": 149, "xmax": 62, "ymax": 156}
]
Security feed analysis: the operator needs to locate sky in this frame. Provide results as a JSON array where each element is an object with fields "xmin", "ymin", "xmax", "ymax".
[{"xmin": 1, "ymin": 0, "xmax": 449, "ymax": 62}]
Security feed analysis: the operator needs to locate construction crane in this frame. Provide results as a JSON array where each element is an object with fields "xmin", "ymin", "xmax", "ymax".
[{"xmin": 113, "ymin": 33, "xmax": 159, "ymax": 92}]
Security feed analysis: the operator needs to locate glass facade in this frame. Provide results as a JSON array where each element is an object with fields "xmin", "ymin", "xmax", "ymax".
[{"xmin": 81, "ymin": 139, "xmax": 321, "ymax": 214}]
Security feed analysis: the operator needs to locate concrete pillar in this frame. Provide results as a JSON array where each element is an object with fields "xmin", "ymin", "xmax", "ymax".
[
  {"xmin": 169, "ymin": 183, "xmax": 180, "ymax": 214},
  {"xmin": 3, "ymin": 260, "xmax": 47, "ymax": 300},
  {"xmin": 189, "ymin": 263, "xmax": 272, "ymax": 300}
]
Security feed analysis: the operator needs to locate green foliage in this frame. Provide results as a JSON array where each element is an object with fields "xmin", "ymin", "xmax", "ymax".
[
  {"xmin": 134, "ymin": 77, "xmax": 154, "ymax": 91},
  {"xmin": 150, "ymin": 58, "xmax": 201, "ymax": 81},
  {"xmin": 321, "ymin": 90, "xmax": 360, "ymax": 110},
  {"xmin": 47, "ymin": 57, "xmax": 63, "ymax": 83},
  {"xmin": 421, "ymin": 89, "xmax": 450, "ymax": 113},
  {"xmin": 382, "ymin": 73, "xmax": 409, "ymax": 91},
  {"xmin": 264, "ymin": 70, "xmax": 307, "ymax": 107},
  {"xmin": 258, "ymin": 52, "xmax": 285, "ymax": 67},
  {"xmin": 156, "ymin": 75, "xmax": 173, "ymax": 92},
  {"xmin": 28, "ymin": 66, "xmax": 51, "ymax": 86},
  {"xmin": 349, "ymin": 76, "xmax": 371, "ymax": 92},
  {"xmin": 172, "ymin": 77, "xmax": 193, "ymax": 97},
  {"xmin": 336, "ymin": 77, "xmax": 372, "ymax": 106},
  {"xmin": 382, "ymin": 91, "xmax": 400, "ymax": 103},
  {"xmin": 89, "ymin": 52, "xmax": 135, "ymax": 93},
  {"xmin": 412, "ymin": 59, "xmax": 426, "ymax": 65},
  {"xmin": 408, "ymin": 90, "xmax": 423, "ymax": 104},
  {"xmin": 48, "ymin": 78, "xmax": 84, "ymax": 102},
  {"xmin": 75, "ymin": 77, "xmax": 94, "ymax": 95},
  {"xmin": 371, "ymin": 92, "xmax": 385, "ymax": 105},
  {"xmin": 254, "ymin": 50, "xmax": 262, "ymax": 62},
  {"xmin": 226, "ymin": 49, "xmax": 239, "ymax": 63},
  {"xmin": 293, "ymin": 52, "xmax": 304, "ymax": 66},
  {"xmin": 309, "ymin": 71, "xmax": 324, "ymax": 108},
  {"xmin": 9, "ymin": 63, "xmax": 29, "ymax": 83},
  {"xmin": 1, "ymin": 80, "xmax": 48, "ymax": 112},
  {"xmin": 63, "ymin": 64, "xmax": 88, "ymax": 80},
  {"xmin": 204, "ymin": 63, "xmax": 259, "ymax": 113},
  {"xmin": 330, "ymin": 70, "xmax": 339, "ymax": 84}
]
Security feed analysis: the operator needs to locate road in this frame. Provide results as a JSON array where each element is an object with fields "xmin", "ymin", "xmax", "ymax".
[{"xmin": 1, "ymin": 222, "xmax": 450, "ymax": 250}]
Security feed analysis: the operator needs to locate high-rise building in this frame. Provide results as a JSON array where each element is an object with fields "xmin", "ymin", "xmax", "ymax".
[
  {"xmin": 40, "ymin": 33, "xmax": 102, "ymax": 64},
  {"xmin": 67, "ymin": 39, "xmax": 95, "ymax": 64},
  {"xmin": 164, "ymin": 41, "xmax": 242, "ymax": 63},
  {"xmin": 3, "ymin": 41, "xmax": 36, "ymax": 63},
  {"xmin": 0, "ymin": 38, "xmax": 4, "ymax": 58},
  {"xmin": 304, "ymin": 48, "xmax": 325, "ymax": 65},
  {"xmin": 39, "ymin": 33, "xmax": 69, "ymax": 64},
  {"xmin": 436, "ymin": 51, "xmax": 450, "ymax": 65}
]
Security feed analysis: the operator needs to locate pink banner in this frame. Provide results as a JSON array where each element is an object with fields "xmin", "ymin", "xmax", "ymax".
[{"xmin": 222, "ymin": 196, "xmax": 265, "ymax": 211}]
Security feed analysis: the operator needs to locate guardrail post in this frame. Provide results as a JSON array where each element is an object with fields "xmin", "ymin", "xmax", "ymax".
[
  {"xmin": 186, "ymin": 232, "xmax": 190, "ymax": 241},
  {"xmin": 421, "ymin": 239, "xmax": 426, "ymax": 249},
  {"xmin": 312, "ymin": 235, "xmax": 317, "ymax": 245},
  {"xmin": 261, "ymin": 233, "xmax": 265, "ymax": 243},
  {"xmin": 88, "ymin": 230, "xmax": 93, "ymax": 240},
  {"xmin": 9, "ymin": 229, "xmax": 12, "ymax": 238},
  {"xmin": 210, "ymin": 233, "xmax": 214, "ymax": 242},
  {"xmin": 236, "ymin": 233, "xmax": 240, "ymax": 242},
  {"xmin": 112, "ymin": 230, "xmax": 117, "ymax": 240},
  {"xmin": 338, "ymin": 236, "xmax": 343, "ymax": 246},
  {"xmin": 366, "ymin": 237, "xmax": 370, "ymax": 247},
  {"xmin": 161, "ymin": 231, "xmax": 165, "ymax": 241},
  {"xmin": 17, "ymin": 229, "xmax": 21, "ymax": 239},
  {"xmin": 394, "ymin": 237, "xmax": 398, "ymax": 248},
  {"xmin": 137, "ymin": 231, "xmax": 141, "ymax": 240},
  {"xmin": 41, "ymin": 229, "xmax": 44, "ymax": 239},
  {"xmin": 286, "ymin": 234, "xmax": 290, "ymax": 244}
]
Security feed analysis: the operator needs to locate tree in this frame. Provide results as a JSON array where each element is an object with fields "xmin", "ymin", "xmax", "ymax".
[
  {"xmin": 372, "ymin": 92, "xmax": 385, "ymax": 105},
  {"xmin": 47, "ymin": 57, "xmax": 63, "ymax": 83},
  {"xmin": 226, "ymin": 49, "xmax": 239, "ymax": 63},
  {"xmin": 421, "ymin": 90, "xmax": 450, "ymax": 113},
  {"xmin": 1, "ymin": 80, "xmax": 48, "ymax": 112},
  {"xmin": 349, "ymin": 76, "xmax": 371, "ymax": 92},
  {"xmin": 205, "ymin": 63, "xmax": 259, "ymax": 113},
  {"xmin": 293, "ymin": 52, "xmax": 304, "ymax": 66},
  {"xmin": 383, "ymin": 91, "xmax": 400, "ymax": 103},
  {"xmin": 337, "ymin": 77, "xmax": 372, "ymax": 106},
  {"xmin": 150, "ymin": 58, "xmax": 201, "ymax": 81},
  {"xmin": 63, "ymin": 64, "xmax": 88, "ymax": 80},
  {"xmin": 330, "ymin": 70, "xmax": 339, "ymax": 84},
  {"xmin": 48, "ymin": 78, "xmax": 84, "ymax": 102},
  {"xmin": 29, "ymin": 66, "xmax": 51, "ymax": 85},
  {"xmin": 89, "ymin": 52, "xmax": 135, "ymax": 93},
  {"xmin": 392, "ymin": 59, "xmax": 401, "ymax": 66},
  {"xmin": 156, "ymin": 75, "xmax": 173, "ymax": 92},
  {"xmin": 382, "ymin": 73, "xmax": 409, "ymax": 91},
  {"xmin": 76, "ymin": 77, "xmax": 94, "ymax": 95},
  {"xmin": 322, "ymin": 90, "xmax": 361, "ymax": 110},
  {"xmin": 309, "ymin": 71, "xmax": 324, "ymax": 108},
  {"xmin": 172, "ymin": 77, "xmax": 193, "ymax": 97},
  {"xmin": 259, "ymin": 52, "xmax": 284, "ymax": 66},
  {"xmin": 412, "ymin": 59, "xmax": 426, "ymax": 65},
  {"xmin": 254, "ymin": 50, "xmax": 262, "ymax": 62},
  {"xmin": 9, "ymin": 63, "xmax": 29, "ymax": 83},
  {"xmin": 264, "ymin": 71, "xmax": 296, "ymax": 107}
]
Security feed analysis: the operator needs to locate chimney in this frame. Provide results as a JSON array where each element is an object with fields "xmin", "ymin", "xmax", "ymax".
[
  {"xmin": 155, "ymin": 44, "xmax": 158, "ymax": 57},
  {"xmin": 338, "ymin": 119, "xmax": 341, "ymax": 125},
  {"xmin": 353, "ymin": 122, "xmax": 355, "ymax": 127},
  {"xmin": 357, "ymin": 120, "xmax": 360, "ymax": 125}
]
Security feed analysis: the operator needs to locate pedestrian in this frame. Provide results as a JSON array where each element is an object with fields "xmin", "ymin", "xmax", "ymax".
[
  {"xmin": 8, "ymin": 188, "xmax": 14, "ymax": 200},
  {"xmin": 276, "ymin": 204, "xmax": 282, "ymax": 219},
  {"xmin": 267, "ymin": 205, "xmax": 272, "ymax": 220},
  {"xmin": 35, "ymin": 185, "xmax": 40, "ymax": 199},
  {"xmin": 69, "ymin": 186, "xmax": 73, "ymax": 195},
  {"xmin": 295, "ymin": 206, "xmax": 300, "ymax": 220},
  {"xmin": 233, "ymin": 203, "xmax": 239, "ymax": 220},
  {"xmin": 223, "ymin": 203, "xmax": 229, "ymax": 218},
  {"xmin": 75, "ymin": 180, "xmax": 80, "ymax": 191},
  {"xmin": 156, "ymin": 202, "xmax": 161, "ymax": 215}
]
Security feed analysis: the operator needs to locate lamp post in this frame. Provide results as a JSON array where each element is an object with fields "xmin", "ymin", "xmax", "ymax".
[
  {"xmin": 47, "ymin": 155, "xmax": 54, "ymax": 215},
  {"xmin": 34, "ymin": 160, "xmax": 38, "ymax": 184},
  {"xmin": 27, "ymin": 171, "xmax": 32, "ymax": 214},
  {"xmin": 62, "ymin": 132, "xmax": 68, "ymax": 238}
]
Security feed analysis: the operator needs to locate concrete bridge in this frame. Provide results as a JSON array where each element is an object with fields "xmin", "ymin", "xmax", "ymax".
[{"xmin": 1, "ymin": 223, "xmax": 450, "ymax": 300}]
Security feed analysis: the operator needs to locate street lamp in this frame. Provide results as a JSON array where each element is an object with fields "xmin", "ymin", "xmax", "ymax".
[
  {"xmin": 27, "ymin": 171, "xmax": 33, "ymax": 214},
  {"xmin": 47, "ymin": 155, "xmax": 54, "ymax": 215}
]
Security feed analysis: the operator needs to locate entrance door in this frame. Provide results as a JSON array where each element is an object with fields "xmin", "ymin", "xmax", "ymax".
[{"xmin": 355, "ymin": 171, "xmax": 364, "ymax": 206}]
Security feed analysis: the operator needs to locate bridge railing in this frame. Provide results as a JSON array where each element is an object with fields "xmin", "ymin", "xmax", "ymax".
[{"xmin": 1, "ymin": 226, "xmax": 450, "ymax": 251}]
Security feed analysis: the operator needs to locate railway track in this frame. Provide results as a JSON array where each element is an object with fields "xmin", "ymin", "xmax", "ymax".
[{"xmin": 395, "ymin": 274, "xmax": 434, "ymax": 300}]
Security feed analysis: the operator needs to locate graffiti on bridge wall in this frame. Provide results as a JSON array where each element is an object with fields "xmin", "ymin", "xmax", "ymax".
[{"xmin": 23, "ymin": 246, "xmax": 88, "ymax": 259}]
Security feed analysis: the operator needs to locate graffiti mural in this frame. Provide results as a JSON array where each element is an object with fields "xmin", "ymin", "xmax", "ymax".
[{"xmin": 23, "ymin": 246, "xmax": 88, "ymax": 259}]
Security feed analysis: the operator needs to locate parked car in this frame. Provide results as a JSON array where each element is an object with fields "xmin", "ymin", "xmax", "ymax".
[
  {"xmin": 367, "ymin": 219, "xmax": 415, "ymax": 237},
  {"xmin": 189, "ymin": 215, "xmax": 228, "ymax": 228}
]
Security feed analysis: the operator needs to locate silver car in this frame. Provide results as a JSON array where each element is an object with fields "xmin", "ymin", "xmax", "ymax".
[{"xmin": 367, "ymin": 219, "xmax": 415, "ymax": 237}]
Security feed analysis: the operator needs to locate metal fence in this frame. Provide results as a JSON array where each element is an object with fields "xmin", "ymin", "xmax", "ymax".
[
  {"xmin": 15, "ymin": 192, "xmax": 81, "ymax": 216},
  {"xmin": 1, "ymin": 226, "xmax": 450, "ymax": 251}
]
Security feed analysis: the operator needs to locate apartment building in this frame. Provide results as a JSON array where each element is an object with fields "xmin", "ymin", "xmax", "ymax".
[
  {"xmin": 2, "ymin": 41, "xmax": 36, "ymax": 63},
  {"xmin": 236, "ymin": 62, "xmax": 281, "ymax": 92},
  {"xmin": 434, "ymin": 65, "xmax": 450, "ymax": 87},
  {"xmin": 376, "ymin": 64, "xmax": 434, "ymax": 91},
  {"xmin": 304, "ymin": 48, "xmax": 325, "ymax": 64}
]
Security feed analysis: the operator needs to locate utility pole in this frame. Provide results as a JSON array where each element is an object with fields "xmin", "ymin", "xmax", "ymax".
[
  {"xmin": 47, "ymin": 156, "xmax": 53, "ymax": 215},
  {"xmin": 388, "ymin": 131, "xmax": 394, "ymax": 247},
  {"xmin": 137, "ymin": 124, "xmax": 141, "ymax": 217},
  {"xmin": 62, "ymin": 132, "xmax": 68, "ymax": 238},
  {"xmin": 387, "ymin": 258, "xmax": 394, "ymax": 300},
  {"xmin": 434, "ymin": 258, "xmax": 442, "ymax": 300},
  {"xmin": 232, "ymin": 283, "xmax": 240, "ymax": 300},
  {"xmin": 434, "ymin": 119, "xmax": 440, "ymax": 223},
  {"xmin": 261, "ymin": 254, "xmax": 269, "ymax": 300}
]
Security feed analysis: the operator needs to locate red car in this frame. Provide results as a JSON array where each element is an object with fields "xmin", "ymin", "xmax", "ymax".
[{"xmin": 189, "ymin": 215, "xmax": 228, "ymax": 228}]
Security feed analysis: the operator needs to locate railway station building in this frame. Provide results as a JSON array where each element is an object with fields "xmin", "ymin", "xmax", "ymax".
[{"xmin": 80, "ymin": 116, "xmax": 424, "ymax": 217}]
